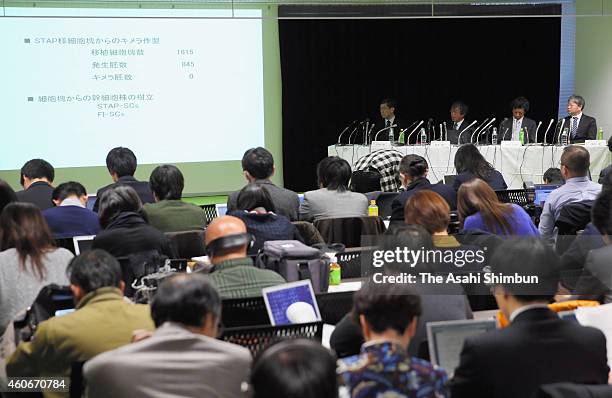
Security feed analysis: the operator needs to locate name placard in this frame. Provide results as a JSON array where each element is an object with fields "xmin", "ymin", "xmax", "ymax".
[
  {"xmin": 370, "ymin": 141, "xmax": 392, "ymax": 151},
  {"xmin": 430, "ymin": 141, "xmax": 451, "ymax": 148},
  {"xmin": 584, "ymin": 140, "xmax": 607, "ymax": 147},
  {"xmin": 501, "ymin": 140, "xmax": 522, "ymax": 148}
]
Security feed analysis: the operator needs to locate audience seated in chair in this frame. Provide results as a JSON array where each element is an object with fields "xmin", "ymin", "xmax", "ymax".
[
  {"xmin": 352, "ymin": 148, "xmax": 404, "ymax": 192},
  {"xmin": 15, "ymin": 158, "xmax": 55, "ymax": 210},
  {"xmin": 42, "ymin": 181, "xmax": 101, "ymax": 238},
  {"xmin": 0, "ymin": 178, "xmax": 17, "ymax": 215},
  {"xmin": 539, "ymin": 145, "xmax": 601, "ymax": 240},
  {"xmin": 452, "ymin": 144, "xmax": 507, "ymax": 191},
  {"xmin": 299, "ymin": 156, "xmax": 368, "ymax": 222},
  {"xmin": 200, "ymin": 215, "xmax": 285, "ymax": 298},
  {"xmin": 250, "ymin": 339, "xmax": 338, "ymax": 398},
  {"xmin": 227, "ymin": 184, "xmax": 303, "ymax": 254},
  {"xmin": 597, "ymin": 136, "xmax": 612, "ymax": 184},
  {"xmin": 543, "ymin": 167, "xmax": 564, "ymax": 185},
  {"xmin": 143, "ymin": 165, "xmax": 206, "ymax": 232},
  {"xmin": 457, "ymin": 178, "xmax": 538, "ymax": 236},
  {"xmin": 85, "ymin": 273, "xmax": 251, "ymax": 398},
  {"xmin": 7, "ymin": 250, "xmax": 154, "ymax": 388},
  {"xmin": 92, "ymin": 185, "xmax": 177, "ymax": 259},
  {"xmin": 337, "ymin": 278, "xmax": 449, "ymax": 397},
  {"xmin": 227, "ymin": 147, "xmax": 300, "ymax": 221},
  {"xmin": 450, "ymin": 238, "xmax": 609, "ymax": 398},
  {"xmin": 390, "ymin": 154, "xmax": 457, "ymax": 226},
  {"xmin": 93, "ymin": 147, "xmax": 155, "ymax": 212},
  {"xmin": 0, "ymin": 202, "xmax": 73, "ymax": 336},
  {"xmin": 331, "ymin": 225, "xmax": 472, "ymax": 360}
]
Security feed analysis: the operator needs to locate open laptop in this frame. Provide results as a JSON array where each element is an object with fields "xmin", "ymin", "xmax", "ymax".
[
  {"xmin": 262, "ymin": 280, "xmax": 322, "ymax": 326},
  {"xmin": 427, "ymin": 318, "xmax": 497, "ymax": 374},
  {"xmin": 215, "ymin": 203, "xmax": 228, "ymax": 217},
  {"xmin": 72, "ymin": 235, "xmax": 96, "ymax": 255},
  {"xmin": 534, "ymin": 184, "xmax": 561, "ymax": 207}
]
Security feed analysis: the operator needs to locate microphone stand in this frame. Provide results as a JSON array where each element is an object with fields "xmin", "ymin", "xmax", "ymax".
[
  {"xmin": 542, "ymin": 119, "xmax": 555, "ymax": 146},
  {"xmin": 457, "ymin": 120, "xmax": 477, "ymax": 145},
  {"xmin": 405, "ymin": 121, "xmax": 424, "ymax": 145},
  {"xmin": 337, "ymin": 121, "xmax": 356, "ymax": 145}
]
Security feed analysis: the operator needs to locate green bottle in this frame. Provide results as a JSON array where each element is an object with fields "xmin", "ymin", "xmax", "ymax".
[
  {"xmin": 597, "ymin": 127, "xmax": 604, "ymax": 140},
  {"xmin": 519, "ymin": 128, "xmax": 525, "ymax": 145}
]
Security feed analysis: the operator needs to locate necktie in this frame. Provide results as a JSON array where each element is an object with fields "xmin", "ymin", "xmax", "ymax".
[
  {"xmin": 385, "ymin": 120, "xmax": 390, "ymax": 128},
  {"xmin": 570, "ymin": 117, "xmax": 578, "ymax": 138},
  {"xmin": 454, "ymin": 122, "xmax": 458, "ymax": 130}
]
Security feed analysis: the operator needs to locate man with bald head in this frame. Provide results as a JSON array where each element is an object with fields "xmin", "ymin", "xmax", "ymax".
[{"xmin": 203, "ymin": 215, "xmax": 285, "ymax": 298}]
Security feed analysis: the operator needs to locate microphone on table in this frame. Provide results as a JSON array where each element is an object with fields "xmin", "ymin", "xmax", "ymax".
[
  {"xmin": 373, "ymin": 124, "xmax": 396, "ymax": 141},
  {"xmin": 405, "ymin": 120, "xmax": 424, "ymax": 145},
  {"xmin": 472, "ymin": 118, "xmax": 496, "ymax": 144},
  {"xmin": 457, "ymin": 120, "xmax": 477, "ymax": 145},
  {"xmin": 337, "ymin": 120, "xmax": 357, "ymax": 145},
  {"xmin": 542, "ymin": 118, "xmax": 555, "ymax": 145},
  {"xmin": 367, "ymin": 122, "xmax": 376, "ymax": 144},
  {"xmin": 348, "ymin": 120, "xmax": 365, "ymax": 145},
  {"xmin": 501, "ymin": 127, "xmax": 511, "ymax": 141},
  {"xmin": 555, "ymin": 118, "xmax": 566, "ymax": 145}
]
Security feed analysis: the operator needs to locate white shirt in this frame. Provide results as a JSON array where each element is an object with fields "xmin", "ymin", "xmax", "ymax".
[
  {"xmin": 511, "ymin": 117, "xmax": 524, "ymax": 141},
  {"xmin": 59, "ymin": 197, "xmax": 85, "ymax": 208},
  {"xmin": 454, "ymin": 119, "xmax": 464, "ymax": 130}
]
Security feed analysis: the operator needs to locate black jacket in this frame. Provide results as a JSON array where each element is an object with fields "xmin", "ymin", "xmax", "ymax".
[
  {"xmin": 390, "ymin": 178, "xmax": 457, "ymax": 224},
  {"xmin": 16, "ymin": 181, "xmax": 54, "ymax": 210},
  {"xmin": 92, "ymin": 212, "xmax": 176, "ymax": 259},
  {"xmin": 453, "ymin": 170, "xmax": 508, "ymax": 192},
  {"xmin": 93, "ymin": 176, "xmax": 155, "ymax": 213},
  {"xmin": 499, "ymin": 117, "xmax": 538, "ymax": 143},
  {"xmin": 562, "ymin": 114, "xmax": 598, "ymax": 143},
  {"xmin": 450, "ymin": 308, "xmax": 609, "ymax": 398}
]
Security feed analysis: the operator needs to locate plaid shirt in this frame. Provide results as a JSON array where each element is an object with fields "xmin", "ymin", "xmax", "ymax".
[
  {"xmin": 209, "ymin": 257, "xmax": 286, "ymax": 299},
  {"xmin": 354, "ymin": 149, "xmax": 404, "ymax": 192}
]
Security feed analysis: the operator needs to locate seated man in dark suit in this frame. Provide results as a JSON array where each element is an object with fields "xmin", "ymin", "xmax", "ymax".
[
  {"xmin": 372, "ymin": 98, "xmax": 407, "ymax": 143},
  {"xmin": 93, "ymin": 147, "xmax": 154, "ymax": 212},
  {"xmin": 43, "ymin": 181, "xmax": 101, "ymax": 238},
  {"xmin": 390, "ymin": 155, "xmax": 456, "ymax": 225},
  {"xmin": 556, "ymin": 94, "xmax": 598, "ymax": 143},
  {"xmin": 227, "ymin": 147, "xmax": 300, "ymax": 221},
  {"xmin": 446, "ymin": 101, "xmax": 474, "ymax": 145},
  {"xmin": 499, "ymin": 96, "xmax": 538, "ymax": 143},
  {"xmin": 451, "ymin": 238, "xmax": 609, "ymax": 398},
  {"xmin": 15, "ymin": 158, "xmax": 55, "ymax": 210}
]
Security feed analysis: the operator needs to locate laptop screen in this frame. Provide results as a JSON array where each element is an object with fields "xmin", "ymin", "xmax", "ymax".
[
  {"xmin": 534, "ymin": 184, "xmax": 560, "ymax": 206},
  {"xmin": 72, "ymin": 235, "xmax": 96, "ymax": 255},
  {"xmin": 262, "ymin": 280, "xmax": 321, "ymax": 326},
  {"xmin": 427, "ymin": 319, "xmax": 496, "ymax": 374}
]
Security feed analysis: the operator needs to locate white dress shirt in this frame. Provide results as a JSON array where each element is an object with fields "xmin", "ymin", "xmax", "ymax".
[{"xmin": 511, "ymin": 117, "xmax": 524, "ymax": 141}]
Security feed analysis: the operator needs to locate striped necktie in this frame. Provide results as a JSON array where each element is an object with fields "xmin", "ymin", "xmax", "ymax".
[{"xmin": 570, "ymin": 117, "xmax": 578, "ymax": 138}]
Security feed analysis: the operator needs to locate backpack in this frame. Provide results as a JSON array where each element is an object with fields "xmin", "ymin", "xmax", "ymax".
[{"xmin": 256, "ymin": 240, "xmax": 330, "ymax": 293}]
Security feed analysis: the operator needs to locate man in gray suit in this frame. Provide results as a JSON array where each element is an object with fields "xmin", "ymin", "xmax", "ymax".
[
  {"xmin": 227, "ymin": 147, "xmax": 300, "ymax": 220},
  {"xmin": 84, "ymin": 274, "xmax": 252, "ymax": 398},
  {"xmin": 498, "ymin": 97, "xmax": 538, "ymax": 143}
]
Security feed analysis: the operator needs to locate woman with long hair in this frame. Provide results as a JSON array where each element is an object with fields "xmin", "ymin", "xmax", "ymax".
[
  {"xmin": 457, "ymin": 178, "xmax": 538, "ymax": 236},
  {"xmin": 0, "ymin": 202, "xmax": 73, "ymax": 334},
  {"xmin": 453, "ymin": 144, "xmax": 507, "ymax": 191}
]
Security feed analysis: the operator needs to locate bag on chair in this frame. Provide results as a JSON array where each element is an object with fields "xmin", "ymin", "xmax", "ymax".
[{"xmin": 256, "ymin": 240, "xmax": 330, "ymax": 293}]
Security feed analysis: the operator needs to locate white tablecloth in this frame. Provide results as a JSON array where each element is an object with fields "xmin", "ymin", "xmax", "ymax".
[{"xmin": 328, "ymin": 144, "xmax": 611, "ymax": 189}]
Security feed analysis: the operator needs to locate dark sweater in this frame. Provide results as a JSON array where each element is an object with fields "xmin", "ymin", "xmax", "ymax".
[{"xmin": 43, "ymin": 205, "xmax": 101, "ymax": 238}]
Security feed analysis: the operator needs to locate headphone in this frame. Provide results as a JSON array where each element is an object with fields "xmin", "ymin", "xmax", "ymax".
[{"xmin": 205, "ymin": 232, "xmax": 254, "ymax": 258}]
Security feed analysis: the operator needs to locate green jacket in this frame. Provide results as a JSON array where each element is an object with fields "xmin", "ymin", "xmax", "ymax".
[
  {"xmin": 143, "ymin": 200, "xmax": 206, "ymax": 233},
  {"xmin": 209, "ymin": 257, "xmax": 286, "ymax": 299},
  {"xmin": 7, "ymin": 287, "xmax": 154, "ymax": 398}
]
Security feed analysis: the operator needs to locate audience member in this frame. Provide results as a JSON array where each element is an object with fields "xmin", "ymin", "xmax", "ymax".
[
  {"xmin": 42, "ymin": 181, "xmax": 101, "ymax": 238},
  {"xmin": 598, "ymin": 136, "xmax": 612, "ymax": 184},
  {"xmin": 228, "ymin": 184, "xmax": 302, "ymax": 254},
  {"xmin": 543, "ymin": 167, "xmax": 564, "ymax": 185},
  {"xmin": 93, "ymin": 147, "xmax": 154, "ymax": 212},
  {"xmin": 390, "ymin": 155, "xmax": 456, "ymax": 226},
  {"xmin": 453, "ymin": 144, "xmax": 507, "ymax": 191},
  {"xmin": 331, "ymin": 225, "xmax": 472, "ymax": 360},
  {"xmin": 202, "ymin": 215, "xmax": 285, "ymax": 298},
  {"xmin": 143, "ymin": 165, "xmax": 206, "ymax": 232},
  {"xmin": 251, "ymin": 339, "xmax": 338, "ymax": 398},
  {"xmin": 450, "ymin": 238, "xmax": 609, "ymax": 398},
  {"xmin": 7, "ymin": 250, "xmax": 154, "ymax": 383},
  {"xmin": 0, "ymin": 203, "xmax": 73, "ymax": 334},
  {"xmin": 337, "ymin": 279, "xmax": 448, "ymax": 397},
  {"xmin": 352, "ymin": 149, "xmax": 404, "ymax": 192},
  {"xmin": 458, "ymin": 178, "xmax": 538, "ymax": 236},
  {"xmin": 539, "ymin": 146, "xmax": 601, "ymax": 240},
  {"xmin": 92, "ymin": 185, "xmax": 176, "ymax": 259},
  {"xmin": 572, "ymin": 189, "xmax": 612, "ymax": 302},
  {"xmin": 299, "ymin": 156, "xmax": 368, "ymax": 222},
  {"xmin": 15, "ymin": 159, "xmax": 55, "ymax": 210},
  {"xmin": 404, "ymin": 190, "xmax": 451, "ymax": 236},
  {"xmin": 0, "ymin": 178, "xmax": 17, "ymax": 215},
  {"xmin": 85, "ymin": 273, "xmax": 251, "ymax": 398},
  {"xmin": 227, "ymin": 147, "xmax": 300, "ymax": 220}
]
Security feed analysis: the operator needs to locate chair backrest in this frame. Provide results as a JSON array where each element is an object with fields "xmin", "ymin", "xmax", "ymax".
[
  {"xmin": 350, "ymin": 170, "xmax": 382, "ymax": 193},
  {"xmin": 316, "ymin": 291, "xmax": 355, "ymax": 325},
  {"xmin": 336, "ymin": 246, "xmax": 376, "ymax": 278},
  {"xmin": 531, "ymin": 382, "xmax": 612, "ymax": 398},
  {"xmin": 555, "ymin": 200, "xmax": 595, "ymax": 255},
  {"xmin": 365, "ymin": 191, "xmax": 398, "ymax": 218},
  {"xmin": 221, "ymin": 296, "xmax": 269, "ymax": 328},
  {"xmin": 220, "ymin": 321, "xmax": 323, "ymax": 357},
  {"xmin": 495, "ymin": 189, "xmax": 530, "ymax": 206},
  {"xmin": 69, "ymin": 361, "xmax": 85, "ymax": 398},
  {"xmin": 314, "ymin": 216, "xmax": 386, "ymax": 248},
  {"xmin": 199, "ymin": 204, "xmax": 218, "ymax": 225},
  {"xmin": 54, "ymin": 237, "xmax": 76, "ymax": 255},
  {"xmin": 291, "ymin": 221, "xmax": 325, "ymax": 246},
  {"xmin": 165, "ymin": 230, "xmax": 206, "ymax": 258}
]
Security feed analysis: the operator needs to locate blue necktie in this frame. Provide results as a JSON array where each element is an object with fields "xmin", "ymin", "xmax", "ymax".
[{"xmin": 570, "ymin": 117, "xmax": 578, "ymax": 139}]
